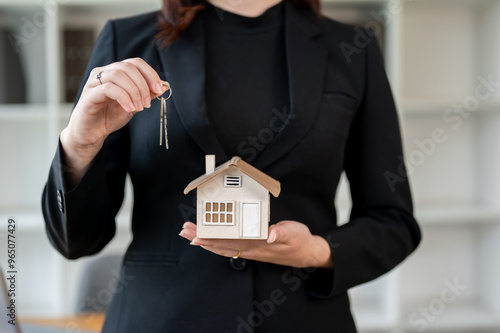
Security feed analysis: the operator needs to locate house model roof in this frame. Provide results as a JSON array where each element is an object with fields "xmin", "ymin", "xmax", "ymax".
[{"xmin": 184, "ymin": 156, "xmax": 281, "ymax": 197}]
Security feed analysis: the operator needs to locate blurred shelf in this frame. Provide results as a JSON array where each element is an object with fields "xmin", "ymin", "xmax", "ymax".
[
  {"xmin": 400, "ymin": 99, "xmax": 500, "ymax": 116},
  {"xmin": 399, "ymin": 99, "xmax": 458, "ymax": 115},
  {"xmin": 0, "ymin": 104, "xmax": 49, "ymax": 120},
  {"xmin": 0, "ymin": 209, "xmax": 45, "ymax": 231},
  {"xmin": 404, "ymin": 303, "xmax": 500, "ymax": 332},
  {"xmin": 402, "ymin": 0, "xmax": 498, "ymax": 8},
  {"xmin": 0, "ymin": 203, "xmax": 132, "ymax": 232},
  {"xmin": 415, "ymin": 204, "xmax": 500, "ymax": 226},
  {"xmin": 0, "ymin": 1, "xmax": 42, "ymax": 7},
  {"xmin": 338, "ymin": 203, "xmax": 500, "ymax": 226}
]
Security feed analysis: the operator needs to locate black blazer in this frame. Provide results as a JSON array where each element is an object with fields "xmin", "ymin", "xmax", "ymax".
[{"xmin": 42, "ymin": 2, "xmax": 421, "ymax": 332}]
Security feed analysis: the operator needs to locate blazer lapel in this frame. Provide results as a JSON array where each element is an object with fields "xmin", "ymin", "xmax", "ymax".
[
  {"xmin": 254, "ymin": 2, "xmax": 328, "ymax": 170},
  {"xmin": 155, "ymin": 16, "xmax": 228, "ymax": 163}
]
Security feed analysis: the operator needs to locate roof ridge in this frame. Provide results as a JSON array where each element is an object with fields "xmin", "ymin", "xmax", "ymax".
[{"xmin": 229, "ymin": 156, "xmax": 241, "ymax": 166}]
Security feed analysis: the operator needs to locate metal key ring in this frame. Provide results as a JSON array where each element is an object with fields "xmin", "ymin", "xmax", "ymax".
[{"xmin": 157, "ymin": 82, "xmax": 172, "ymax": 101}]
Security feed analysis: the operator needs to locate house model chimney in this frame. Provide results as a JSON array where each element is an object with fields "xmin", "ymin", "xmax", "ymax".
[{"xmin": 205, "ymin": 155, "xmax": 215, "ymax": 174}]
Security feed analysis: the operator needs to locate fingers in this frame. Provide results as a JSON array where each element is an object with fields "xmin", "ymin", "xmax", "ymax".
[
  {"xmin": 178, "ymin": 220, "xmax": 327, "ymax": 268},
  {"xmin": 178, "ymin": 221, "xmax": 289, "ymax": 262},
  {"xmin": 179, "ymin": 221, "xmax": 281, "ymax": 251},
  {"xmin": 182, "ymin": 221, "xmax": 197, "ymax": 231},
  {"xmin": 123, "ymin": 58, "xmax": 166, "ymax": 96},
  {"xmin": 189, "ymin": 236, "xmax": 258, "ymax": 250},
  {"xmin": 119, "ymin": 59, "xmax": 156, "ymax": 108},
  {"xmin": 178, "ymin": 229, "xmax": 249, "ymax": 259},
  {"xmin": 91, "ymin": 83, "xmax": 137, "ymax": 113},
  {"xmin": 267, "ymin": 221, "xmax": 291, "ymax": 244},
  {"xmin": 179, "ymin": 222, "xmax": 197, "ymax": 240},
  {"xmin": 88, "ymin": 57, "xmax": 168, "ymax": 112},
  {"xmin": 179, "ymin": 223, "xmax": 252, "ymax": 260},
  {"xmin": 101, "ymin": 65, "xmax": 149, "ymax": 110},
  {"xmin": 268, "ymin": 220, "xmax": 308, "ymax": 245}
]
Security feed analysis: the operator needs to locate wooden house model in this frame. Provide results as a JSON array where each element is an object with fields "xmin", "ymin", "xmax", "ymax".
[{"xmin": 184, "ymin": 155, "xmax": 281, "ymax": 239}]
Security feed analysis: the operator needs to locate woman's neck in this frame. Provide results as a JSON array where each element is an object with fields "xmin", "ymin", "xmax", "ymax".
[{"xmin": 206, "ymin": 0, "xmax": 283, "ymax": 17}]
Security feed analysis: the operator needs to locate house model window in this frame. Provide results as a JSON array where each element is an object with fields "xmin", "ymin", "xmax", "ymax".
[
  {"xmin": 184, "ymin": 155, "xmax": 281, "ymax": 239},
  {"xmin": 204, "ymin": 201, "xmax": 235, "ymax": 225},
  {"xmin": 224, "ymin": 176, "xmax": 241, "ymax": 187}
]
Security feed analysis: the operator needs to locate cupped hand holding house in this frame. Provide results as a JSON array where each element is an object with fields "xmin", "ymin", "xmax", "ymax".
[
  {"xmin": 180, "ymin": 155, "xmax": 333, "ymax": 269},
  {"xmin": 179, "ymin": 220, "xmax": 333, "ymax": 269}
]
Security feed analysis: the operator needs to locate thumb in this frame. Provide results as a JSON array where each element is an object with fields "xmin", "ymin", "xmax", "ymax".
[
  {"xmin": 267, "ymin": 221, "xmax": 290, "ymax": 244},
  {"xmin": 267, "ymin": 226, "xmax": 278, "ymax": 244}
]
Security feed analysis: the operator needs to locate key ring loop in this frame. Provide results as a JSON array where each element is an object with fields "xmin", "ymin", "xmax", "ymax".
[{"xmin": 157, "ymin": 82, "xmax": 172, "ymax": 101}]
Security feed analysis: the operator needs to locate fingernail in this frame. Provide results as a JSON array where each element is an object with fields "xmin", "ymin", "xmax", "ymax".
[
  {"xmin": 135, "ymin": 102, "xmax": 143, "ymax": 111},
  {"xmin": 128, "ymin": 102, "xmax": 136, "ymax": 111},
  {"xmin": 268, "ymin": 233, "xmax": 277, "ymax": 244},
  {"xmin": 155, "ymin": 83, "xmax": 162, "ymax": 93},
  {"xmin": 144, "ymin": 97, "xmax": 151, "ymax": 108}
]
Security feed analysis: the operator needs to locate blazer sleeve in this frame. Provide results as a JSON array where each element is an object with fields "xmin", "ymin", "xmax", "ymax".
[
  {"xmin": 306, "ymin": 37, "xmax": 421, "ymax": 298},
  {"xmin": 41, "ymin": 21, "xmax": 129, "ymax": 259}
]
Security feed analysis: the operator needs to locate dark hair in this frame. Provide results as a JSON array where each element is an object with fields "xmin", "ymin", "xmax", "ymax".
[{"xmin": 156, "ymin": 0, "xmax": 321, "ymax": 47}]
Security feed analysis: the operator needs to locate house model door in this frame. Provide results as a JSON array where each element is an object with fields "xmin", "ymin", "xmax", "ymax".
[{"xmin": 241, "ymin": 203, "xmax": 260, "ymax": 238}]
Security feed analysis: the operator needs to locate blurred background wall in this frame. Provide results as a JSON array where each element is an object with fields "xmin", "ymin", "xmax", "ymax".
[{"xmin": 0, "ymin": 0, "xmax": 499, "ymax": 332}]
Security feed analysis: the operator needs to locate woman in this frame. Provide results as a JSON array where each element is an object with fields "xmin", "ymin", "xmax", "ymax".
[{"xmin": 42, "ymin": 0, "xmax": 421, "ymax": 331}]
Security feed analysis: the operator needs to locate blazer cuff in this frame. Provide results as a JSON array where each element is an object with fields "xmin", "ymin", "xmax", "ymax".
[
  {"xmin": 304, "ymin": 233, "xmax": 338, "ymax": 299},
  {"xmin": 43, "ymin": 138, "xmax": 111, "ymax": 259},
  {"xmin": 53, "ymin": 137, "xmax": 105, "ymax": 196}
]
